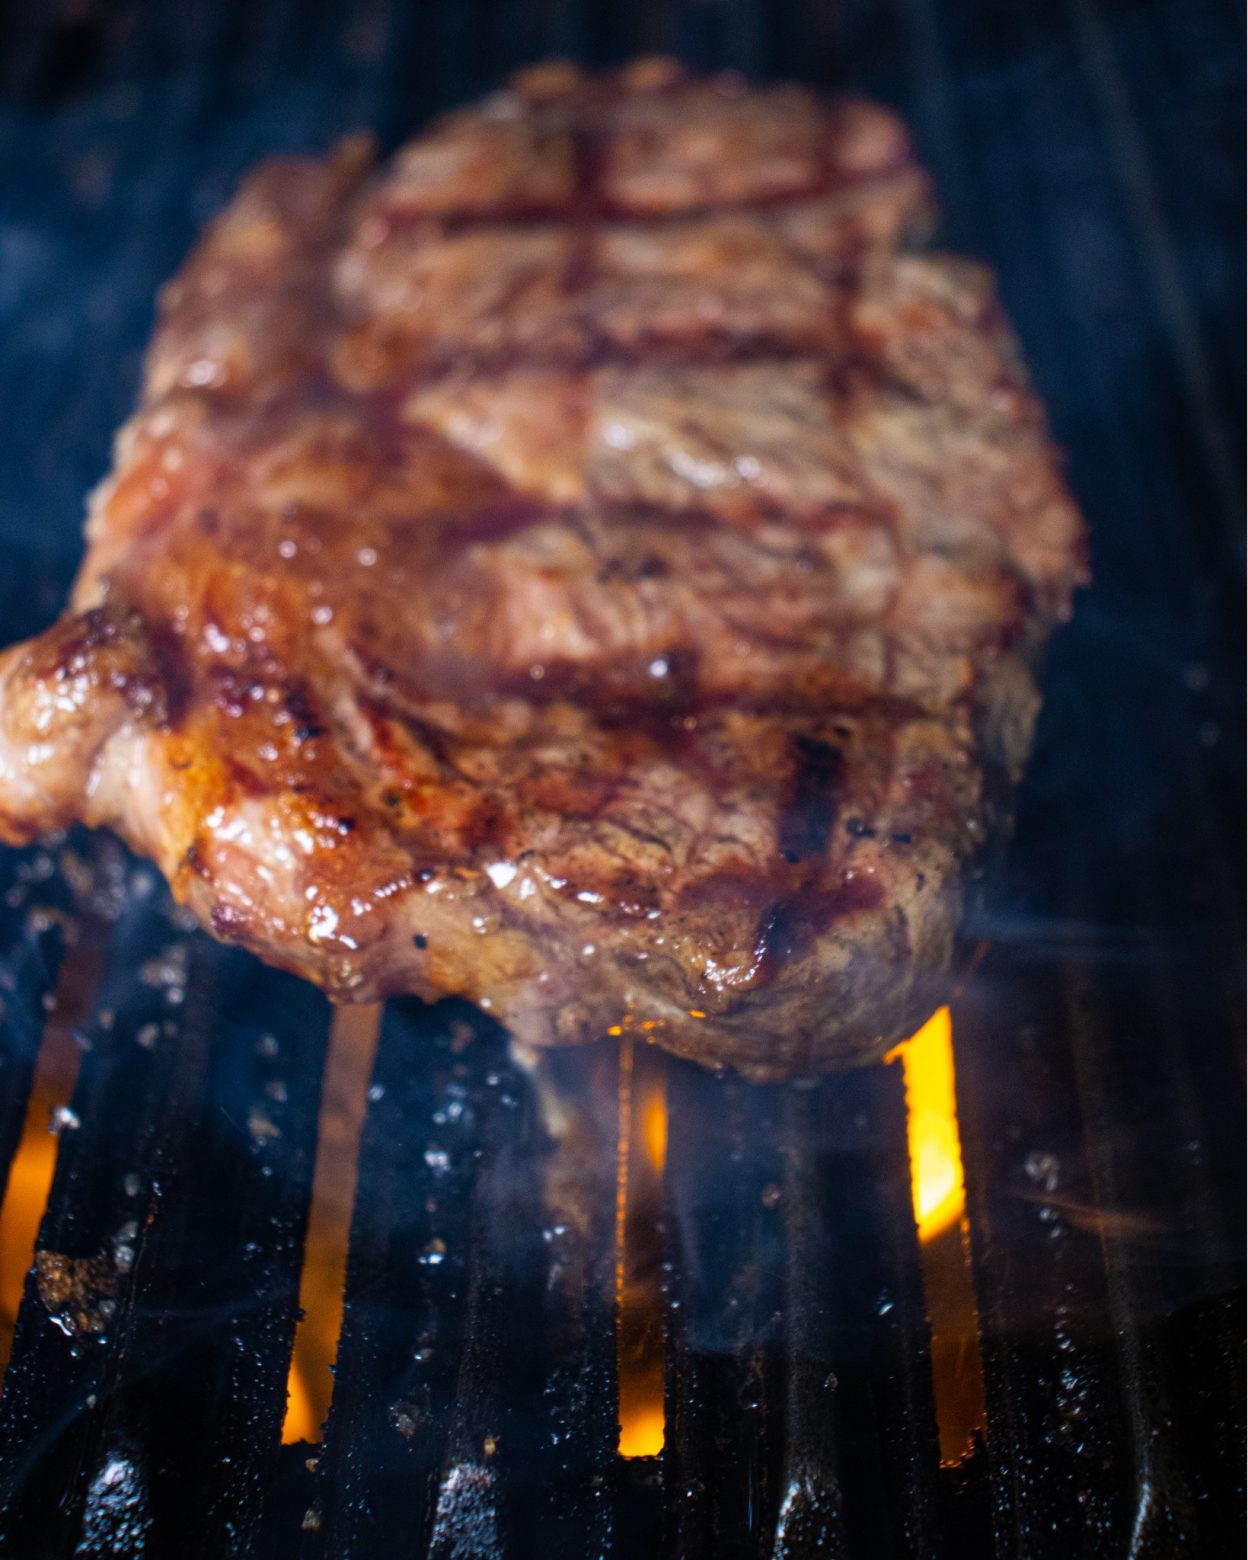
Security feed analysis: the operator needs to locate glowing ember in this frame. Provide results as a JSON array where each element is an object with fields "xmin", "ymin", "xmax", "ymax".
[
  {"xmin": 618, "ymin": 1399, "xmax": 666, "ymax": 1461},
  {"xmin": 615, "ymin": 1038, "xmax": 667, "ymax": 1458},
  {"xmin": 642, "ymin": 1091, "xmax": 667, "ymax": 1175},
  {"xmin": 281, "ymin": 1004, "xmax": 381, "ymax": 1445}
]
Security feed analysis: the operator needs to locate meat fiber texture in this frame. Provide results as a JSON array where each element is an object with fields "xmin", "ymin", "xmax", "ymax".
[{"xmin": 0, "ymin": 60, "xmax": 1085, "ymax": 1078}]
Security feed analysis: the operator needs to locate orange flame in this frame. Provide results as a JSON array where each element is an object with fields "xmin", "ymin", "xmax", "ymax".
[
  {"xmin": 615, "ymin": 1038, "xmax": 667, "ymax": 1458},
  {"xmin": 0, "ymin": 944, "xmax": 99, "ymax": 1385},
  {"xmin": 617, "ymin": 1389, "xmax": 666, "ymax": 1459},
  {"xmin": 0, "ymin": 1092, "xmax": 70, "ymax": 1379},
  {"xmin": 281, "ymin": 1004, "xmax": 381, "ymax": 1444},
  {"xmin": 889, "ymin": 1006, "xmax": 986, "ymax": 1464},
  {"xmin": 888, "ymin": 1006, "xmax": 965, "ymax": 1242},
  {"xmin": 641, "ymin": 1090, "xmax": 667, "ymax": 1175}
]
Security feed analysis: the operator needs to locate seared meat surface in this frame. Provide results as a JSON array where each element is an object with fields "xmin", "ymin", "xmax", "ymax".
[{"xmin": 0, "ymin": 61, "xmax": 1084, "ymax": 1077}]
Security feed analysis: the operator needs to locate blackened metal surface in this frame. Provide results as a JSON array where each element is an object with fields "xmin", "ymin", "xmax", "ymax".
[
  {"xmin": 0, "ymin": 2, "xmax": 1242, "ymax": 1558},
  {"xmin": 312, "ymin": 999, "xmax": 530, "ymax": 1556},
  {"xmin": 661, "ymin": 1061, "xmax": 948, "ymax": 1560},
  {"xmin": 775, "ymin": 1070, "xmax": 945, "ymax": 1560},
  {"xmin": 955, "ymin": 962, "xmax": 1144, "ymax": 1553},
  {"xmin": 662, "ymin": 1064, "xmax": 790, "ymax": 1560},
  {"xmin": 0, "ymin": 887, "xmax": 330, "ymax": 1557},
  {"xmin": 509, "ymin": 1044, "xmax": 620, "ymax": 1560},
  {"xmin": 0, "ymin": 847, "xmax": 66, "ymax": 1203},
  {"xmin": 312, "ymin": 1011, "xmax": 622, "ymax": 1560}
]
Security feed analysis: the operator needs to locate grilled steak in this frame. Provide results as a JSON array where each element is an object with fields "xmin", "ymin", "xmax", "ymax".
[{"xmin": 0, "ymin": 60, "xmax": 1085, "ymax": 1078}]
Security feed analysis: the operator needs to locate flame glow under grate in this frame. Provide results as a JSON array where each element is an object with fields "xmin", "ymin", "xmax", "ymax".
[
  {"xmin": 890, "ymin": 1006, "xmax": 987, "ymax": 1464},
  {"xmin": 889, "ymin": 1006, "xmax": 966, "ymax": 1243},
  {"xmin": 281, "ymin": 1004, "xmax": 381, "ymax": 1445},
  {"xmin": 616, "ymin": 1037, "xmax": 668, "ymax": 1459}
]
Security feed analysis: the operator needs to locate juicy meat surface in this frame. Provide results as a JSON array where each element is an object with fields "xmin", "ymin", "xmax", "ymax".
[{"xmin": 0, "ymin": 61, "xmax": 1085, "ymax": 1078}]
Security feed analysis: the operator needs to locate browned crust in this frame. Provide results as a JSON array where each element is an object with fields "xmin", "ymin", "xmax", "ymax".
[{"xmin": 0, "ymin": 64, "xmax": 1085, "ymax": 1078}]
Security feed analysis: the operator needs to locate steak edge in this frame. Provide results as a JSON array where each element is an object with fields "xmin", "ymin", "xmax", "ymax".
[{"xmin": 0, "ymin": 60, "xmax": 1085, "ymax": 1078}]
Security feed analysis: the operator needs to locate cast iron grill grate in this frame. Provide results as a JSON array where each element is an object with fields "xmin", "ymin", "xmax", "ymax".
[
  {"xmin": 0, "ymin": 1, "xmax": 1242, "ymax": 1556},
  {"xmin": 0, "ymin": 848, "xmax": 1241, "ymax": 1558}
]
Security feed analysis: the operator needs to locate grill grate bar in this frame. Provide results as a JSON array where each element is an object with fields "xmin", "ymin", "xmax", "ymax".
[
  {"xmin": 776, "ymin": 1069, "xmax": 947, "ymax": 1560},
  {"xmin": 314, "ymin": 999, "xmax": 521, "ymax": 1555},
  {"xmin": 1065, "ymin": 697, "xmax": 1246, "ymax": 1552},
  {"xmin": 1061, "ymin": 963, "xmax": 1201, "ymax": 1553},
  {"xmin": 513, "ymin": 1044, "xmax": 620, "ymax": 1559},
  {"xmin": 1066, "ymin": 0, "xmax": 1243, "ymax": 531},
  {"xmin": 661, "ymin": 1059, "xmax": 950, "ymax": 1560},
  {"xmin": 998, "ymin": 0, "xmax": 1243, "ymax": 935},
  {"xmin": 661, "ymin": 1061, "xmax": 789, "ymax": 1560},
  {"xmin": 833, "ymin": 1064, "xmax": 948, "ymax": 1557},
  {"xmin": 0, "ymin": 887, "xmax": 193, "ymax": 1556},
  {"xmin": 425, "ymin": 1091, "xmax": 541, "ymax": 1560},
  {"xmin": 772, "ymin": 1089, "xmax": 852, "ymax": 1560},
  {"xmin": 953, "ymin": 964, "xmax": 1138, "ymax": 1556},
  {"xmin": 0, "ymin": 849, "xmax": 68, "ymax": 1205},
  {"xmin": 0, "ymin": 888, "xmax": 330, "ymax": 1557}
]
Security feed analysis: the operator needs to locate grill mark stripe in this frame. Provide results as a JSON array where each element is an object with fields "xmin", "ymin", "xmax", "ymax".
[{"xmin": 779, "ymin": 734, "xmax": 846, "ymax": 863}]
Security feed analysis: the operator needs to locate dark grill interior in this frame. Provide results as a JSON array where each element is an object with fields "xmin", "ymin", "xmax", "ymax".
[{"xmin": 0, "ymin": 2, "xmax": 1243, "ymax": 1556}]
